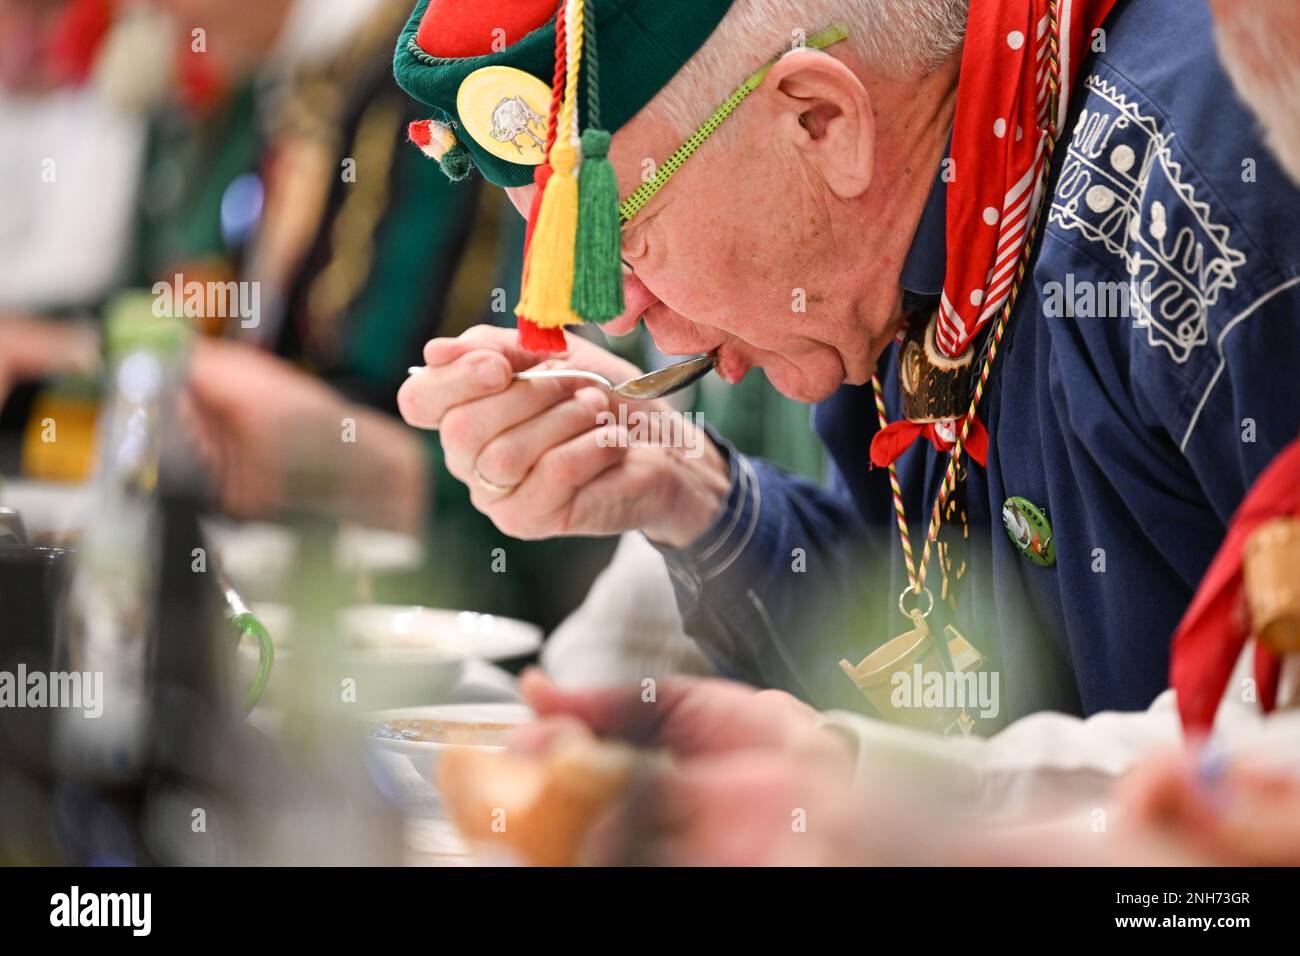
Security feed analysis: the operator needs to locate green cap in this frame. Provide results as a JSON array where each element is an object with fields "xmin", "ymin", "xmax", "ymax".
[{"xmin": 393, "ymin": 0, "xmax": 735, "ymax": 187}]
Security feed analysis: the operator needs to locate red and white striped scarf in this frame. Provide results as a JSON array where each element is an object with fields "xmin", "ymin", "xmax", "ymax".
[{"xmin": 937, "ymin": 0, "xmax": 1118, "ymax": 358}]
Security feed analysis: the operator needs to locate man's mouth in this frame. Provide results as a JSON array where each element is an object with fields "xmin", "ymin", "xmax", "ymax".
[
  {"xmin": 599, "ymin": 308, "xmax": 644, "ymax": 337},
  {"xmin": 603, "ymin": 284, "xmax": 749, "ymax": 382},
  {"xmin": 714, "ymin": 347, "xmax": 751, "ymax": 385}
]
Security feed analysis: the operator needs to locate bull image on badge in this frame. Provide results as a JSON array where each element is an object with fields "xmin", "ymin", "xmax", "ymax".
[
  {"xmin": 457, "ymin": 65, "xmax": 553, "ymax": 165},
  {"xmin": 491, "ymin": 96, "xmax": 545, "ymax": 154}
]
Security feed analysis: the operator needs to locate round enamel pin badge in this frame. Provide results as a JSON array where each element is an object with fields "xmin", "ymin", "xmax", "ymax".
[
  {"xmin": 457, "ymin": 66, "xmax": 552, "ymax": 165},
  {"xmin": 1002, "ymin": 496, "xmax": 1055, "ymax": 567}
]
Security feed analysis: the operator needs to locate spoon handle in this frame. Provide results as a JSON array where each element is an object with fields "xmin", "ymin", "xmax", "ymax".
[
  {"xmin": 511, "ymin": 368, "xmax": 614, "ymax": 388},
  {"xmin": 407, "ymin": 365, "xmax": 614, "ymax": 389}
]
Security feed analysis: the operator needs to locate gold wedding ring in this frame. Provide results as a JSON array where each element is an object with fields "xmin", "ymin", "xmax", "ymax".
[{"xmin": 472, "ymin": 465, "xmax": 518, "ymax": 496}]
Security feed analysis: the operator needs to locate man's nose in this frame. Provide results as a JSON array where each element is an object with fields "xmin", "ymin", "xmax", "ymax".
[{"xmin": 601, "ymin": 272, "xmax": 659, "ymax": 336}]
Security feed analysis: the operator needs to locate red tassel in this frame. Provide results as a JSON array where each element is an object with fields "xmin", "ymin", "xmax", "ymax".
[
  {"xmin": 515, "ymin": 0, "xmax": 570, "ymax": 356},
  {"xmin": 521, "ymin": 165, "xmax": 552, "ymax": 265},
  {"xmin": 518, "ymin": 321, "xmax": 567, "ymax": 353},
  {"xmin": 516, "ymin": 164, "xmax": 568, "ymax": 354}
]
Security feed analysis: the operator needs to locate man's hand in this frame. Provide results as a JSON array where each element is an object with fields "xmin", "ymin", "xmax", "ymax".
[
  {"xmin": 0, "ymin": 315, "xmax": 99, "ymax": 408},
  {"xmin": 962, "ymin": 751, "xmax": 1300, "ymax": 866},
  {"xmin": 515, "ymin": 670, "xmax": 840, "ymax": 758},
  {"xmin": 187, "ymin": 339, "xmax": 427, "ymax": 531},
  {"xmin": 1117, "ymin": 751, "xmax": 1300, "ymax": 866},
  {"xmin": 396, "ymin": 325, "xmax": 730, "ymax": 548},
  {"xmin": 596, "ymin": 746, "xmax": 872, "ymax": 866},
  {"xmin": 510, "ymin": 672, "xmax": 871, "ymax": 865}
]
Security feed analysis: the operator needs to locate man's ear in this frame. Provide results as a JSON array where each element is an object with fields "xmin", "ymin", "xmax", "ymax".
[
  {"xmin": 758, "ymin": 49, "xmax": 875, "ymax": 199},
  {"xmin": 505, "ymin": 184, "xmax": 535, "ymax": 218}
]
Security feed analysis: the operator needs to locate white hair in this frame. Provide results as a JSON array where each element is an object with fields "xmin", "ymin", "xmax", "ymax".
[
  {"xmin": 1210, "ymin": 0, "xmax": 1300, "ymax": 185},
  {"xmin": 648, "ymin": 0, "xmax": 970, "ymax": 138}
]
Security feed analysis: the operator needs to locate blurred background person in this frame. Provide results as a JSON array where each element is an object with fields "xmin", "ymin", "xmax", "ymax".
[
  {"xmin": 0, "ymin": 0, "xmax": 612, "ymax": 630},
  {"xmin": 0, "ymin": 0, "xmax": 138, "ymax": 470},
  {"xmin": 0, "ymin": 0, "xmax": 822, "ymax": 651},
  {"xmin": 0, "ymin": 0, "xmax": 143, "ymax": 312},
  {"xmin": 151, "ymin": 0, "xmax": 822, "ymax": 634}
]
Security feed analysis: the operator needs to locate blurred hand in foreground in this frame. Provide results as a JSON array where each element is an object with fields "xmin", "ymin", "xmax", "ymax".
[
  {"xmin": 968, "ymin": 749, "xmax": 1300, "ymax": 866},
  {"xmin": 397, "ymin": 325, "xmax": 731, "ymax": 549},
  {"xmin": 516, "ymin": 670, "xmax": 831, "ymax": 757},
  {"xmin": 186, "ymin": 339, "xmax": 427, "ymax": 531},
  {"xmin": 512, "ymin": 671, "xmax": 876, "ymax": 865},
  {"xmin": 1117, "ymin": 750, "xmax": 1300, "ymax": 866}
]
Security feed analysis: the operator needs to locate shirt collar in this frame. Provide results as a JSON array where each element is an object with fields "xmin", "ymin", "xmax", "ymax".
[{"xmin": 899, "ymin": 147, "xmax": 949, "ymax": 306}]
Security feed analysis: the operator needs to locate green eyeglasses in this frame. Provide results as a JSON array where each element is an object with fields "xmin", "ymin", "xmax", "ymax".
[{"xmin": 618, "ymin": 23, "xmax": 850, "ymax": 226}]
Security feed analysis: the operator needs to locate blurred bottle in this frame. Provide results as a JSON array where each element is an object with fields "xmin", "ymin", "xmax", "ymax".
[
  {"xmin": 55, "ymin": 292, "xmax": 187, "ymax": 783},
  {"xmin": 49, "ymin": 292, "xmax": 400, "ymax": 864},
  {"xmin": 48, "ymin": 292, "xmax": 249, "ymax": 865}
]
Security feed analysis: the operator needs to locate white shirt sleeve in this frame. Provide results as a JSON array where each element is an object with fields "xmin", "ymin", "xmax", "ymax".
[
  {"xmin": 822, "ymin": 691, "xmax": 1183, "ymax": 826},
  {"xmin": 821, "ymin": 642, "xmax": 1300, "ymax": 827}
]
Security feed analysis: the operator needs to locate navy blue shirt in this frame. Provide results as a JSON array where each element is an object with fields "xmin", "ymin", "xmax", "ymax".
[{"xmin": 657, "ymin": 0, "xmax": 1300, "ymax": 728}]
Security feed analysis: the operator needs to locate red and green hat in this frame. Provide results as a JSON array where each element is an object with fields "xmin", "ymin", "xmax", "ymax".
[
  {"xmin": 395, "ymin": 0, "xmax": 735, "ymax": 353},
  {"xmin": 395, "ymin": 0, "xmax": 734, "ymax": 187}
]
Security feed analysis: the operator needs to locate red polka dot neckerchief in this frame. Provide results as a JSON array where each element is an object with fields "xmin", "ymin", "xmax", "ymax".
[{"xmin": 872, "ymin": 0, "xmax": 1119, "ymax": 619}]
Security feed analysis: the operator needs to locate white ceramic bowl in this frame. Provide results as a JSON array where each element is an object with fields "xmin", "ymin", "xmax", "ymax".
[{"xmin": 363, "ymin": 702, "xmax": 535, "ymax": 779}]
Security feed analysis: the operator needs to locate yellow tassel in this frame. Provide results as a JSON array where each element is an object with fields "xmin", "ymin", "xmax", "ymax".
[
  {"xmin": 514, "ymin": 139, "xmax": 581, "ymax": 329},
  {"xmin": 516, "ymin": 0, "xmax": 584, "ymax": 330}
]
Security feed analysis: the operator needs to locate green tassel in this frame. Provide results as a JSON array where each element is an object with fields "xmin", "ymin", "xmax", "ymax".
[{"xmin": 572, "ymin": 129, "xmax": 624, "ymax": 323}]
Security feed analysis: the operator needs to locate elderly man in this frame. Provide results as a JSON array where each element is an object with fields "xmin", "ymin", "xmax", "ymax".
[
  {"xmin": 382, "ymin": 0, "xmax": 1300, "ymax": 864},
  {"xmin": 397, "ymin": 0, "xmax": 1300, "ymax": 727}
]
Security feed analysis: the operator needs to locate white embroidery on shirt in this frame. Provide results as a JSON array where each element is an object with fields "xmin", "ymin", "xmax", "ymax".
[{"xmin": 1049, "ymin": 75, "xmax": 1247, "ymax": 365}]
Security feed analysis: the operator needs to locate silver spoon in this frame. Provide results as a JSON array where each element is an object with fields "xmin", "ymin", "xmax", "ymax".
[{"xmin": 407, "ymin": 353, "xmax": 715, "ymax": 401}]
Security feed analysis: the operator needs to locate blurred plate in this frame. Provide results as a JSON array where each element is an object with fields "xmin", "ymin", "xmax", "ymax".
[
  {"xmin": 0, "ymin": 486, "xmax": 425, "ymax": 579},
  {"xmin": 238, "ymin": 605, "xmax": 540, "ymax": 710},
  {"xmin": 0, "ymin": 479, "xmax": 90, "ymax": 542},
  {"xmin": 336, "ymin": 525, "xmax": 424, "ymax": 575},
  {"xmin": 202, "ymin": 520, "xmax": 425, "ymax": 591},
  {"xmin": 364, "ymin": 702, "xmax": 534, "ymax": 779},
  {"xmin": 341, "ymin": 606, "xmax": 541, "ymax": 662}
]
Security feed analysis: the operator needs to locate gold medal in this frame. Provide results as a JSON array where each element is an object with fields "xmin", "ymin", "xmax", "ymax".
[{"xmin": 456, "ymin": 65, "xmax": 551, "ymax": 165}]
